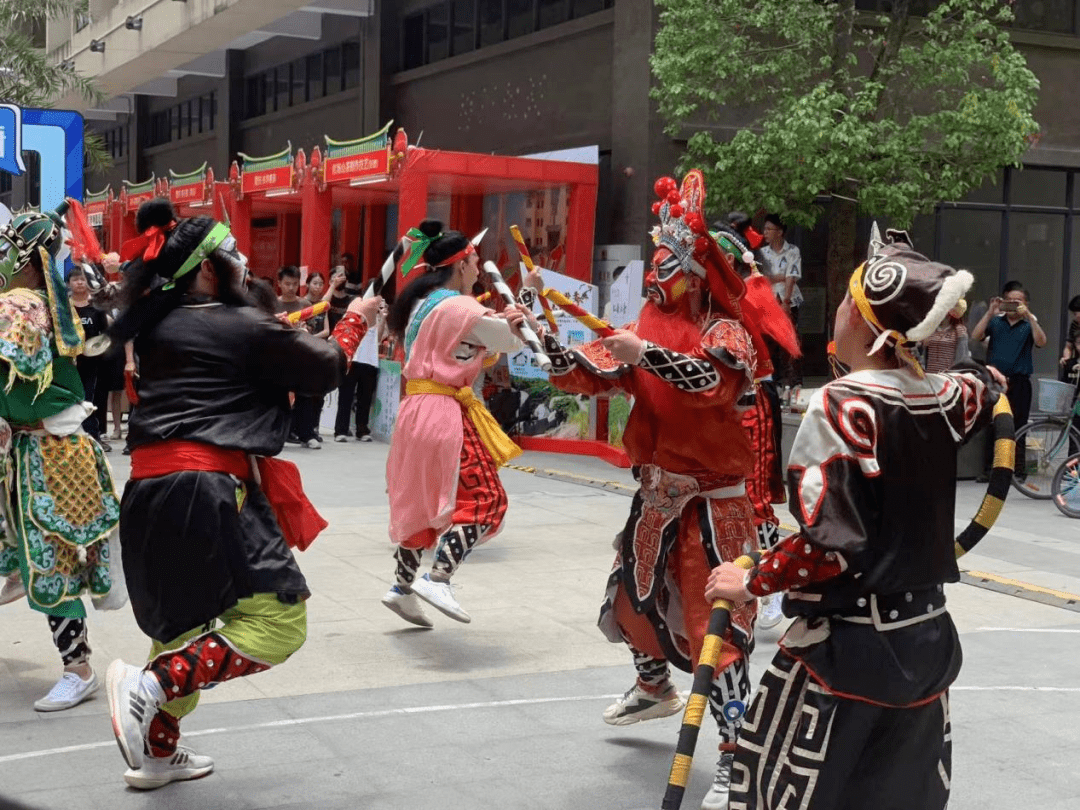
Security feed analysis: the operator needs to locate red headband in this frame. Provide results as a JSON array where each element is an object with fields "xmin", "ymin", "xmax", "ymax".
[
  {"xmin": 120, "ymin": 221, "xmax": 177, "ymax": 263},
  {"xmin": 434, "ymin": 242, "xmax": 476, "ymax": 268}
]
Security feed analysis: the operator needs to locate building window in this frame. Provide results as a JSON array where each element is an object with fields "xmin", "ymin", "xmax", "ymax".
[
  {"xmin": 343, "ymin": 41, "xmax": 362, "ymax": 89},
  {"xmin": 403, "ymin": 0, "xmax": 613, "ymax": 70},
  {"xmin": 854, "ymin": 1, "xmax": 1079, "ymax": 35},
  {"xmin": 307, "ymin": 53, "xmax": 324, "ymax": 101},
  {"xmin": 242, "ymin": 44, "xmax": 363, "ymax": 120},
  {"xmin": 146, "ymin": 92, "xmax": 217, "ymax": 147}
]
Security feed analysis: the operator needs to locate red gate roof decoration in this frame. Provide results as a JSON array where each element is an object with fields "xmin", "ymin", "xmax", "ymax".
[
  {"xmin": 84, "ymin": 186, "xmax": 111, "ymax": 227},
  {"xmin": 322, "ymin": 121, "xmax": 393, "ymax": 187},
  {"xmin": 239, "ymin": 143, "xmax": 294, "ymax": 196},
  {"xmin": 169, "ymin": 163, "xmax": 213, "ymax": 207},
  {"xmin": 122, "ymin": 175, "xmax": 156, "ymax": 213}
]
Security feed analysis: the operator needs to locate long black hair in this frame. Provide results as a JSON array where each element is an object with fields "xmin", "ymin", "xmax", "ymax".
[
  {"xmin": 386, "ymin": 219, "xmax": 469, "ymax": 338},
  {"xmin": 111, "ymin": 198, "xmax": 255, "ymax": 343}
]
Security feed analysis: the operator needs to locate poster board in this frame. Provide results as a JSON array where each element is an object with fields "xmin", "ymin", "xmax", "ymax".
[{"xmin": 370, "ymin": 359, "xmax": 402, "ymax": 442}]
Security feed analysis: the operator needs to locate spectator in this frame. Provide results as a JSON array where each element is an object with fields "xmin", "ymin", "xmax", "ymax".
[
  {"xmin": 341, "ymin": 252, "xmax": 363, "ymax": 296},
  {"xmin": 759, "ymin": 214, "xmax": 803, "ymax": 386},
  {"xmin": 325, "ymin": 267, "xmax": 354, "ymax": 330},
  {"xmin": 305, "ymin": 272, "xmax": 330, "ymax": 438},
  {"xmin": 277, "ymin": 266, "xmax": 319, "ymax": 449},
  {"xmin": 922, "ymin": 300, "xmax": 971, "ymax": 373},
  {"xmin": 1060, "ymin": 294, "xmax": 1080, "ymax": 370},
  {"xmin": 971, "ymin": 281, "xmax": 1048, "ymax": 481},
  {"xmin": 69, "ymin": 267, "xmax": 111, "ymax": 450},
  {"xmin": 335, "ymin": 302, "xmax": 385, "ymax": 442}
]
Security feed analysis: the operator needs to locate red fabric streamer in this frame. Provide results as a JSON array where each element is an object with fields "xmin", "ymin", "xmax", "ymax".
[
  {"xmin": 742, "ymin": 274, "xmax": 801, "ymax": 359},
  {"xmin": 256, "ymin": 457, "xmax": 328, "ymax": 551},
  {"xmin": 63, "ymin": 199, "xmax": 103, "ymax": 264},
  {"xmin": 124, "ymin": 369, "xmax": 139, "ymax": 406}
]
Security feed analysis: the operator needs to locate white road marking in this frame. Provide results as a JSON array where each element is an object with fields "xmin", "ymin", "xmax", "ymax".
[
  {"xmin": 3, "ymin": 686, "xmax": 1079, "ymax": 766},
  {"xmin": 971, "ymin": 627, "xmax": 1080, "ymax": 633}
]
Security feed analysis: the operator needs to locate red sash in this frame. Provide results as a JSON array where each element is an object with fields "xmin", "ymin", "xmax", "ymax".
[{"xmin": 130, "ymin": 440, "xmax": 327, "ymax": 551}]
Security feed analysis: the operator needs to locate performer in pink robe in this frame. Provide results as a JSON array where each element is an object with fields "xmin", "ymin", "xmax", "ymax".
[{"xmin": 382, "ymin": 219, "xmax": 531, "ymax": 628}]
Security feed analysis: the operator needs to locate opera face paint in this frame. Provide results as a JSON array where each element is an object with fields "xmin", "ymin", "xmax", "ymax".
[
  {"xmin": 215, "ymin": 235, "xmax": 249, "ymax": 286},
  {"xmin": 645, "ymin": 247, "xmax": 688, "ymax": 309}
]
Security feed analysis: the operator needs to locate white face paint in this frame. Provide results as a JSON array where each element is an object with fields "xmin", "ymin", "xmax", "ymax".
[{"xmin": 214, "ymin": 234, "xmax": 249, "ymax": 285}]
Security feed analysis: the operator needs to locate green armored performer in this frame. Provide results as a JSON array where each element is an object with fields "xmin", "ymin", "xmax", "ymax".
[{"xmin": 0, "ymin": 200, "xmax": 122, "ymax": 711}]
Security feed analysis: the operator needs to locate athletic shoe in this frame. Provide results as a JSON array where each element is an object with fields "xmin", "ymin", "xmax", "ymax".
[
  {"xmin": 334, "ymin": 435, "xmax": 349, "ymax": 443},
  {"xmin": 381, "ymin": 585, "xmax": 434, "ymax": 628},
  {"xmin": 110, "ymin": 430, "xmax": 122, "ymax": 441},
  {"xmin": 124, "ymin": 746, "xmax": 214, "ymax": 790},
  {"xmin": 106, "ymin": 660, "xmax": 164, "ymax": 770},
  {"xmin": 0, "ymin": 572, "xmax": 26, "ymax": 605},
  {"xmin": 305, "ymin": 438, "xmax": 321, "ymax": 449},
  {"xmin": 700, "ymin": 751, "xmax": 735, "ymax": 810},
  {"xmin": 98, "ymin": 440, "xmax": 113, "ymax": 453},
  {"xmin": 757, "ymin": 593, "xmax": 785, "ymax": 630},
  {"xmin": 314, "ymin": 434, "xmax": 323, "ymax": 443},
  {"xmin": 602, "ymin": 681, "xmax": 684, "ymax": 726},
  {"xmin": 358, "ymin": 434, "xmax": 373, "ymax": 443},
  {"xmin": 410, "ymin": 573, "xmax": 471, "ymax": 623},
  {"xmin": 285, "ymin": 434, "xmax": 302, "ymax": 445},
  {"xmin": 33, "ymin": 670, "xmax": 100, "ymax": 712}
]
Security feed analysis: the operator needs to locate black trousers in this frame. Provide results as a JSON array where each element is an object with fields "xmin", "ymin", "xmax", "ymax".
[
  {"xmin": 290, "ymin": 395, "xmax": 320, "ymax": 441},
  {"xmin": 986, "ymin": 374, "xmax": 1032, "ymax": 476},
  {"xmin": 75, "ymin": 359, "xmax": 101, "ymax": 438},
  {"xmin": 335, "ymin": 362, "xmax": 379, "ymax": 437}
]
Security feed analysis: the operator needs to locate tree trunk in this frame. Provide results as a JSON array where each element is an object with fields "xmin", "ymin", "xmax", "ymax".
[{"xmin": 826, "ymin": 196, "xmax": 858, "ymax": 331}]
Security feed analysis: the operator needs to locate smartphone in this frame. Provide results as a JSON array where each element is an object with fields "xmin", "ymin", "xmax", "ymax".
[{"xmin": 1000, "ymin": 300, "xmax": 1020, "ymax": 313}]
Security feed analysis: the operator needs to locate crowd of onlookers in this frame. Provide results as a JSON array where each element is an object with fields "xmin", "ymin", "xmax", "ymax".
[{"xmin": 273, "ymin": 256, "xmax": 388, "ymax": 448}]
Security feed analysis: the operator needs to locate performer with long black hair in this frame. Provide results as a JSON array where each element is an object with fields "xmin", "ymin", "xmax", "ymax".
[
  {"xmin": 707, "ymin": 231, "xmax": 1005, "ymax": 810},
  {"xmin": 104, "ymin": 199, "xmax": 380, "ymax": 789},
  {"xmin": 381, "ymin": 219, "xmax": 534, "ymax": 628}
]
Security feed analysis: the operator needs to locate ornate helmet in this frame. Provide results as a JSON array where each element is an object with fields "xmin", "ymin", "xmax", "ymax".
[
  {"xmin": 649, "ymin": 170, "xmax": 746, "ymax": 320},
  {"xmin": 0, "ymin": 200, "xmax": 69, "ymax": 290},
  {"xmin": 850, "ymin": 225, "xmax": 973, "ymax": 367}
]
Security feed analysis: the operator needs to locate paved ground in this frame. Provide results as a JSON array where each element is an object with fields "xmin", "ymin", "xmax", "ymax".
[{"xmin": 2, "ymin": 437, "xmax": 1079, "ymax": 809}]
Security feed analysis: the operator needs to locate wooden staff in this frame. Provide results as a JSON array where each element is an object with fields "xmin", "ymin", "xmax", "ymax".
[
  {"xmin": 541, "ymin": 287, "xmax": 615, "ymax": 338},
  {"xmin": 286, "ymin": 300, "xmax": 330, "ymax": 324},
  {"xmin": 482, "ymin": 261, "xmax": 552, "ymax": 372},
  {"xmin": 661, "ymin": 552, "xmax": 760, "ymax": 810},
  {"xmin": 510, "ymin": 224, "xmax": 558, "ymax": 332}
]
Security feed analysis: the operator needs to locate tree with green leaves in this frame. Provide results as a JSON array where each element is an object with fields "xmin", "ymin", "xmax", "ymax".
[
  {"xmin": 652, "ymin": 0, "xmax": 1040, "ymax": 317},
  {"xmin": 0, "ymin": 0, "xmax": 109, "ymax": 174}
]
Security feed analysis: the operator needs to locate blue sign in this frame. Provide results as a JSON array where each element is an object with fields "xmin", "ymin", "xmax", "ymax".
[{"xmin": 0, "ymin": 105, "xmax": 26, "ymax": 176}]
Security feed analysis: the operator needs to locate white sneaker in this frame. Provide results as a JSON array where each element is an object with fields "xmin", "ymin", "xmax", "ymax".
[
  {"xmin": 381, "ymin": 585, "xmax": 434, "ymax": 628},
  {"xmin": 757, "ymin": 593, "xmax": 786, "ymax": 630},
  {"xmin": 602, "ymin": 681, "xmax": 684, "ymax": 726},
  {"xmin": 358, "ymin": 434, "xmax": 373, "ymax": 443},
  {"xmin": 334, "ymin": 434, "xmax": 349, "ymax": 443},
  {"xmin": 106, "ymin": 659, "xmax": 165, "ymax": 770},
  {"xmin": 124, "ymin": 745, "xmax": 214, "ymax": 790},
  {"xmin": 701, "ymin": 751, "xmax": 735, "ymax": 810},
  {"xmin": 33, "ymin": 670, "xmax": 100, "ymax": 712},
  {"xmin": 410, "ymin": 573, "xmax": 471, "ymax": 623},
  {"xmin": 305, "ymin": 438, "xmax": 321, "ymax": 449},
  {"xmin": 0, "ymin": 572, "xmax": 26, "ymax": 605}
]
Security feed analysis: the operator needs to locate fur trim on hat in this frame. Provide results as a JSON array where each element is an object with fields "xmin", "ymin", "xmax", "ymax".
[{"xmin": 904, "ymin": 270, "xmax": 973, "ymax": 343}]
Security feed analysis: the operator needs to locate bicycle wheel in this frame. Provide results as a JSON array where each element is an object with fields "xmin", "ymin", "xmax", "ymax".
[
  {"xmin": 1052, "ymin": 453, "xmax": 1080, "ymax": 518},
  {"xmin": 1011, "ymin": 418, "xmax": 1080, "ymax": 500}
]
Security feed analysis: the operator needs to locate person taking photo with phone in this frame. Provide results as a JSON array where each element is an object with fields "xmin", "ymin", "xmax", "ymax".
[{"xmin": 971, "ymin": 280, "xmax": 1047, "ymax": 481}]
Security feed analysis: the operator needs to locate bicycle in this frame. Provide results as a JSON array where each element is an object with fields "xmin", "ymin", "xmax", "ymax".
[
  {"xmin": 1010, "ymin": 377, "xmax": 1080, "ymax": 500},
  {"xmin": 1052, "ymin": 451, "xmax": 1080, "ymax": 518}
]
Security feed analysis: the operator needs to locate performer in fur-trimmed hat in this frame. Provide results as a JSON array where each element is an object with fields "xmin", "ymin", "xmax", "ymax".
[{"xmin": 706, "ymin": 228, "xmax": 1006, "ymax": 809}]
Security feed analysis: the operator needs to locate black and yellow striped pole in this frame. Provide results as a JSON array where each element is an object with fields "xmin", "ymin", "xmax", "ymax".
[
  {"xmin": 956, "ymin": 395, "xmax": 1015, "ymax": 559},
  {"xmin": 660, "ymin": 552, "xmax": 760, "ymax": 810}
]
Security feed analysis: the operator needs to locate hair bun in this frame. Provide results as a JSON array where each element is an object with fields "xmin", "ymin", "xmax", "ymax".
[
  {"xmin": 418, "ymin": 219, "xmax": 444, "ymax": 239},
  {"xmin": 136, "ymin": 198, "xmax": 177, "ymax": 234}
]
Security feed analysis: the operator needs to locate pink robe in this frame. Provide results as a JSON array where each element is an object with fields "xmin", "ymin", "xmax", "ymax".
[{"xmin": 385, "ymin": 294, "xmax": 518, "ymax": 547}]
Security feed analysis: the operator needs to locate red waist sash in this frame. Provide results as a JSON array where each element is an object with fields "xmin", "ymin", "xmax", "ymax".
[
  {"xmin": 129, "ymin": 439, "xmax": 327, "ymax": 551},
  {"xmin": 131, "ymin": 440, "xmax": 250, "ymax": 481}
]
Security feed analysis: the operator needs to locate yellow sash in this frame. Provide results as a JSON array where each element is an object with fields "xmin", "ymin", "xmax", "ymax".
[{"xmin": 405, "ymin": 379, "xmax": 522, "ymax": 467}]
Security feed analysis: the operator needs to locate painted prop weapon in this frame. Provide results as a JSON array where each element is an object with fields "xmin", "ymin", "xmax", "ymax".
[
  {"xmin": 509, "ymin": 225, "xmax": 558, "ymax": 332},
  {"xmin": 364, "ymin": 236, "xmax": 410, "ymax": 300},
  {"xmin": 661, "ymin": 552, "xmax": 760, "ymax": 810},
  {"xmin": 286, "ymin": 300, "xmax": 330, "ymax": 325},
  {"xmin": 541, "ymin": 288, "xmax": 615, "ymax": 338},
  {"xmin": 482, "ymin": 261, "xmax": 552, "ymax": 372}
]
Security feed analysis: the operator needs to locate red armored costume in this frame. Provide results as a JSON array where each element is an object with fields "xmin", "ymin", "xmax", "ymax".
[{"xmin": 540, "ymin": 171, "xmax": 791, "ymax": 808}]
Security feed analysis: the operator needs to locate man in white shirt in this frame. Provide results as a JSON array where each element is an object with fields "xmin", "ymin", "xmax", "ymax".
[
  {"xmin": 759, "ymin": 214, "xmax": 803, "ymax": 386},
  {"xmin": 335, "ymin": 304, "xmax": 384, "ymax": 442}
]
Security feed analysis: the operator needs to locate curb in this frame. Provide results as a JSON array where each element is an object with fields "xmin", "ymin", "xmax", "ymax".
[{"xmin": 505, "ymin": 463, "xmax": 1080, "ymax": 613}]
